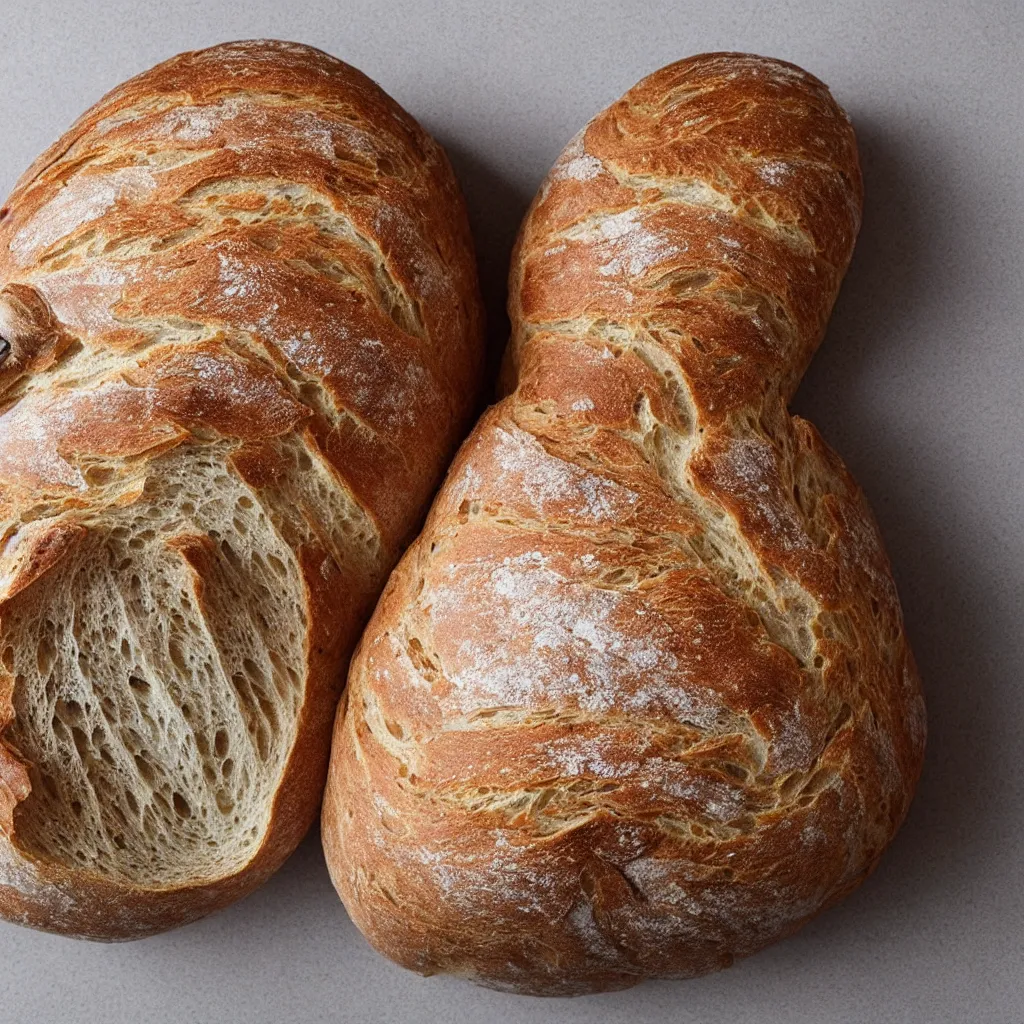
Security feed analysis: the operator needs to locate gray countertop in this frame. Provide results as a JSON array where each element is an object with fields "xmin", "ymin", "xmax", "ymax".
[{"xmin": 1, "ymin": 1, "xmax": 1022, "ymax": 1021}]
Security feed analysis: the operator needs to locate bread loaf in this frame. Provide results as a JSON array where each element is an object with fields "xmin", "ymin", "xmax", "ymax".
[
  {"xmin": 323, "ymin": 53, "xmax": 925, "ymax": 995},
  {"xmin": 0, "ymin": 39, "xmax": 483, "ymax": 939}
]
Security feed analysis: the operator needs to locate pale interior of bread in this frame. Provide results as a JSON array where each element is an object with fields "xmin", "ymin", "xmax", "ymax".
[{"xmin": 0, "ymin": 435, "xmax": 375, "ymax": 888}]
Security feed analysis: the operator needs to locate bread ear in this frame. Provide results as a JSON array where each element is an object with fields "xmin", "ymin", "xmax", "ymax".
[
  {"xmin": 323, "ymin": 52, "xmax": 924, "ymax": 996},
  {"xmin": 0, "ymin": 284, "xmax": 78, "ymax": 394}
]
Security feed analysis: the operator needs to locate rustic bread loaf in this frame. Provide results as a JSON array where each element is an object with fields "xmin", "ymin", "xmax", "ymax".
[
  {"xmin": 323, "ymin": 52, "xmax": 925, "ymax": 995},
  {"xmin": 0, "ymin": 39, "xmax": 483, "ymax": 939}
]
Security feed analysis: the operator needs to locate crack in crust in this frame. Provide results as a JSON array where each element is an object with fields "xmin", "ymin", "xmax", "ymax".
[{"xmin": 324, "ymin": 52, "xmax": 926, "ymax": 996}]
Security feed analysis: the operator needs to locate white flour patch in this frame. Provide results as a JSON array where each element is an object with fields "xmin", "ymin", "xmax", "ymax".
[
  {"xmin": 278, "ymin": 326, "xmax": 430, "ymax": 431},
  {"xmin": 559, "ymin": 153, "xmax": 604, "ymax": 182},
  {"xmin": 549, "ymin": 128, "xmax": 605, "ymax": 184},
  {"xmin": 409, "ymin": 837, "xmax": 554, "ymax": 918},
  {"xmin": 372, "ymin": 204, "xmax": 450, "ymax": 304},
  {"xmin": 0, "ymin": 842, "xmax": 76, "ymax": 920},
  {"xmin": 154, "ymin": 96, "xmax": 365, "ymax": 164},
  {"xmin": 431, "ymin": 551, "xmax": 711, "ymax": 722},
  {"xmin": 719, "ymin": 436, "xmax": 806, "ymax": 549},
  {"xmin": 218, "ymin": 252, "xmax": 261, "ymax": 300},
  {"xmin": 451, "ymin": 463, "xmax": 483, "ymax": 505},
  {"xmin": 34, "ymin": 261, "xmax": 136, "ymax": 335},
  {"xmin": 569, "ymin": 209, "xmax": 680, "ymax": 278},
  {"xmin": 157, "ymin": 97, "xmax": 249, "ymax": 141},
  {"xmin": 12, "ymin": 167, "xmax": 157, "ymax": 263},
  {"xmin": 332, "ymin": 122, "xmax": 378, "ymax": 157},
  {"xmin": 303, "ymin": 127, "xmax": 338, "ymax": 161},
  {"xmin": 758, "ymin": 161, "xmax": 793, "ymax": 186},
  {"xmin": 567, "ymin": 900, "xmax": 620, "ymax": 958},
  {"xmin": 0, "ymin": 399, "xmax": 85, "ymax": 490},
  {"xmin": 188, "ymin": 352, "xmax": 287, "ymax": 410},
  {"xmin": 542, "ymin": 733, "xmax": 635, "ymax": 779},
  {"xmin": 492, "ymin": 424, "xmax": 638, "ymax": 522}
]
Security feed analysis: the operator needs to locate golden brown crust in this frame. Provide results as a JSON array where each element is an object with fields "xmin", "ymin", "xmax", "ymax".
[
  {"xmin": 0, "ymin": 39, "xmax": 483, "ymax": 938},
  {"xmin": 323, "ymin": 52, "xmax": 925, "ymax": 995}
]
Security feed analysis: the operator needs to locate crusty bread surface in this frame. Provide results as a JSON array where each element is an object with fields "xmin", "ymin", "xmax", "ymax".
[
  {"xmin": 323, "ymin": 52, "xmax": 926, "ymax": 995},
  {"xmin": 0, "ymin": 39, "xmax": 483, "ymax": 939}
]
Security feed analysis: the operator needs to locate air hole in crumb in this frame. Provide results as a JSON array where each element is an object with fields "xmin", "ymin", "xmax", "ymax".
[
  {"xmin": 128, "ymin": 674, "xmax": 151, "ymax": 695},
  {"xmin": 84, "ymin": 466, "xmax": 115, "ymax": 487},
  {"xmin": 70, "ymin": 726, "xmax": 89, "ymax": 757},
  {"xmin": 214, "ymin": 729, "xmax": 229, "ymax": 757},
  {"xmin": 36, "ymin": 635, "xmax": 57, "ymax": 675},
  {"xmin": 134, "ymin": 755, "xmax": 156, "ymax": 784}
]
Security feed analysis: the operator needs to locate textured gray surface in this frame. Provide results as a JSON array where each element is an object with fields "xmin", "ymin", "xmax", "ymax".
[{"xmin": 0, "ymin": 1, "xmax": 1022, "ymax": 1021}]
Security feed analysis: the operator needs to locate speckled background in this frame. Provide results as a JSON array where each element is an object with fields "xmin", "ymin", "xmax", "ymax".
[{"xmin": 0, "ymin": 1, "xmax": 1021, "ymax": 1021}]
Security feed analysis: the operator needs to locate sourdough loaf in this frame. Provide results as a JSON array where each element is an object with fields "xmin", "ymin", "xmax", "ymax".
[
  {"xmin": 0, "ymin": 39, "xmax": 483, "ymax": 939},
  {"xmin": 323, "ymin": 52, "xmax": 925, "ymax": 995}
]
